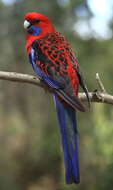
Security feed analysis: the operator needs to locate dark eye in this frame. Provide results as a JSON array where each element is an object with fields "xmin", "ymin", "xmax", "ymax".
[
  {"xmin": 36, "ymin": 19, "xmax": 40, "ymax": 23},
  {"xmin": 33, "ymin": 20, "xmax": 40, "ymax": 24}
]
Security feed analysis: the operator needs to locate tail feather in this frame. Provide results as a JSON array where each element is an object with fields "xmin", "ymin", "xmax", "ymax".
[{"xmin": 54, "ymin": 95, "xmax": 80, "ymax": 184}]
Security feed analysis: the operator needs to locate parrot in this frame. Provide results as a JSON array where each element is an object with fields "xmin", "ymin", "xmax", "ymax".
[{"xmin": 24, "ymin": 12, "xmax": 89, "ymax": 184}]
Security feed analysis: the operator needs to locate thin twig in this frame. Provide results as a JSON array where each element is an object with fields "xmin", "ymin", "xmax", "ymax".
[
  {"xmin": 0, "ymin": 71, "xmax": 113, "ymax": 105},
  {"xmin": 96, "ymin": 73, "xmax": 106, "ymax": 93}
]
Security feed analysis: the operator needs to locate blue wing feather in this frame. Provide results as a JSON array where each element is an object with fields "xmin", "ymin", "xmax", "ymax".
[
  {"xmin": 29, "ymin": 48, "xmax": 60, "ymax": 89},
  {"xmin": 29, "ymin": 48, "xmax": 85, "ymax": 111}
]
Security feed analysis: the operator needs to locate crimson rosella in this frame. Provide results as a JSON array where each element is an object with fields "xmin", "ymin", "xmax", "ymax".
[{"xmin": 24, "ymin": 12, "xmax": 89, "ymax": 184}]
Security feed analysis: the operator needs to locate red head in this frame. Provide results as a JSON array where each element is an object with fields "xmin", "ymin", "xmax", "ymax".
[{"xmin": 24, "ymin": 12, "xmax": 55, "ymax": 53}]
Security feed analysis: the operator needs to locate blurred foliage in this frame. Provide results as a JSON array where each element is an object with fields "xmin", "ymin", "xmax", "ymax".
[{"xmin": 0, "ymin": 0, "xmax": 113, "ymax": 189}]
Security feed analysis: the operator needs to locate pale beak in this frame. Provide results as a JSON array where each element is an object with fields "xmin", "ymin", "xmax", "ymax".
[{"xmin": 24, "ymin": 20, "xmax": 30, "ymax": 29}]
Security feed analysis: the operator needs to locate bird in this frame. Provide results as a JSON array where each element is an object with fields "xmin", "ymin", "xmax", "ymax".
[{"xmin": 24, "ymin": 12, "xmax": 89, "ymax": 184}]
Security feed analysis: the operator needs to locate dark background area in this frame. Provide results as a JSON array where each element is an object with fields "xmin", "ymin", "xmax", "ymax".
[{"xmin": 0, "ymin": 0, "xmax": 113, "ymax": 189}]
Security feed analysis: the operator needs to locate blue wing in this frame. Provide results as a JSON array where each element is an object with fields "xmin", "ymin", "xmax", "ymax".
[
  {"xmin": 29, "ymin": 48, "xmax": 60, "ymax": 89},
  {"xmin": 29, "ymin": 48, "xmax": 85, "ymax": 112}
]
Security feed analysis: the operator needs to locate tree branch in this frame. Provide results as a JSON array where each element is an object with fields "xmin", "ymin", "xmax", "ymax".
[
  {"xmin": 0, "ymin": 71, "xmax": 113, "ymax": 105},
  {"xmin": 79, "ymin": 92, "xmax": 113, "ymax": 105},
  {"xmin": 0, "ymin": 71, "xmax": 43, "ymax": 87}
]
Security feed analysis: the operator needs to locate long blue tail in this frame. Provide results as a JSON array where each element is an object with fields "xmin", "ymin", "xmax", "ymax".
[{"xmin": 54, "ymin": 95, "xmax": 80, "ymax": 184}]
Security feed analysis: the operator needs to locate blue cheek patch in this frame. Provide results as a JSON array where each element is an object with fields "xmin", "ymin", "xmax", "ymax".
[{"xmin": 28, "ymin": 26, "xmax": 42, "ymax": 36}]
